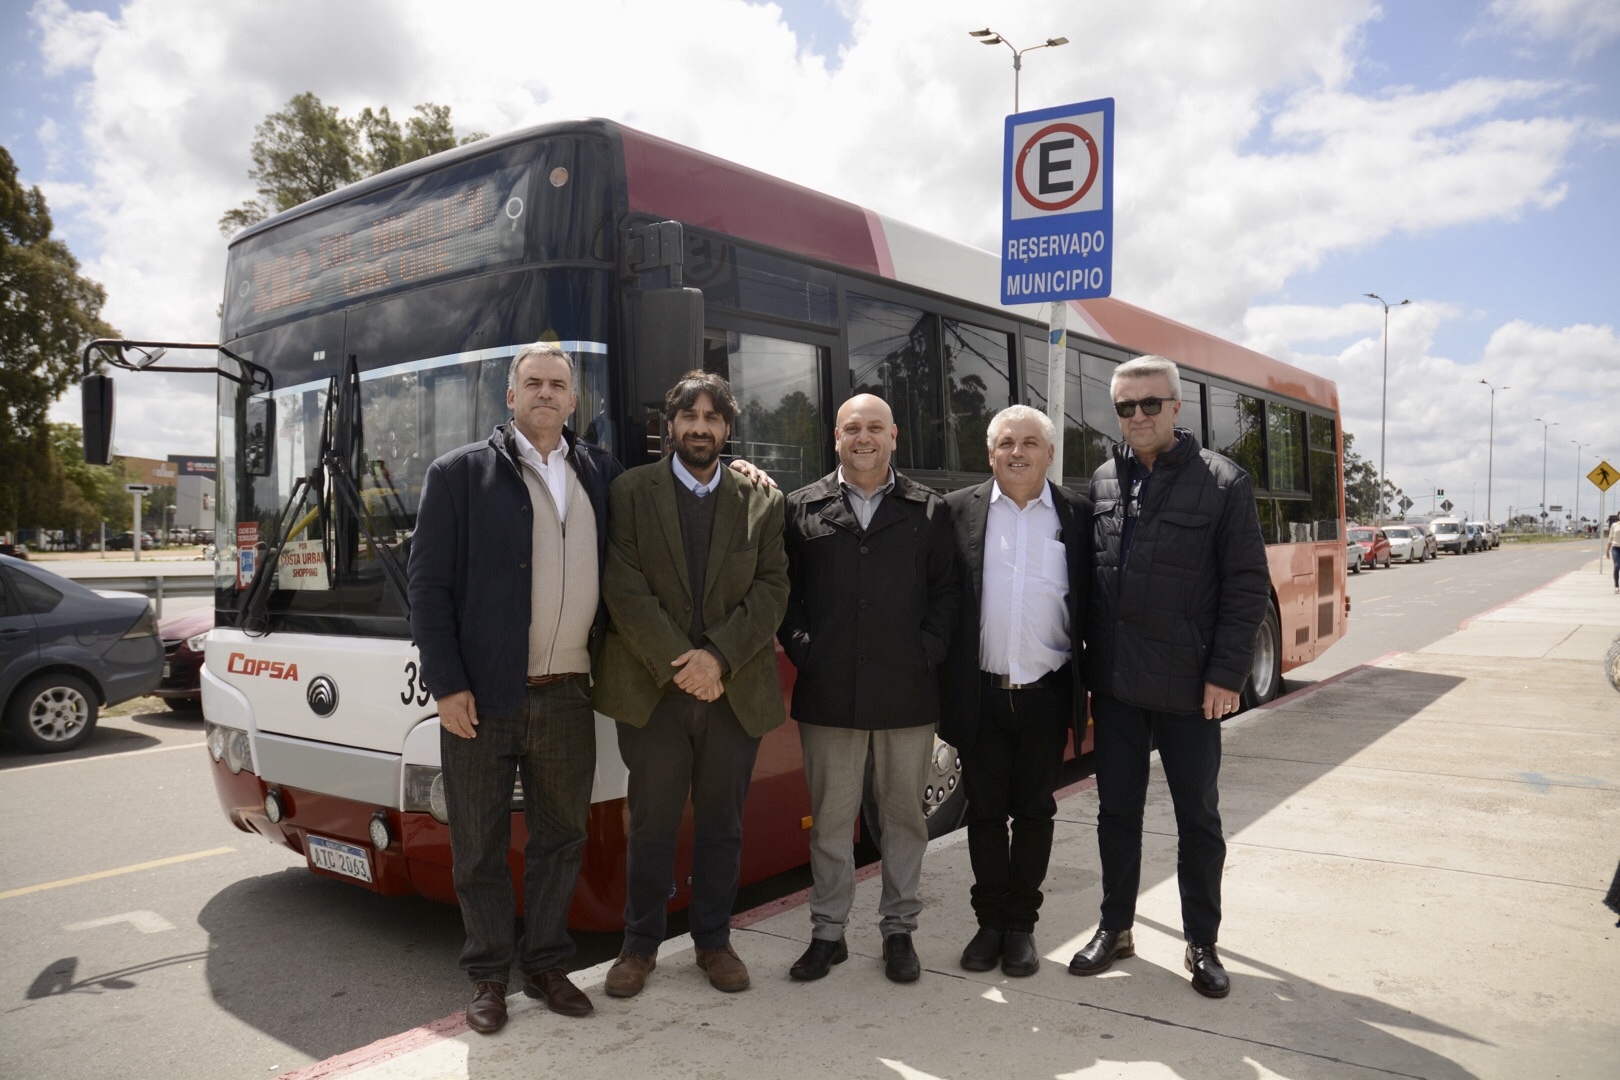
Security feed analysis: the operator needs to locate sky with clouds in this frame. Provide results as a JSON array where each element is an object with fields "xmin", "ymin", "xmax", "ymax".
[{"xmin": 4, "ymin": 0, "xmax": 1617, "ymax": 524}]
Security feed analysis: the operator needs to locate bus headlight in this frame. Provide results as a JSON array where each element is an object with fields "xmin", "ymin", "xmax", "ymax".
[
  {"xmin": 206, "ymin": 721, "xmax": 227, "ymax": 761},
  {"xmin": 225, "ymin": 728, "xmax": 253, "ymax": 775},
  {"xmin": 404, "ymin": 765, "xmax": 450, "ymax": 825}
]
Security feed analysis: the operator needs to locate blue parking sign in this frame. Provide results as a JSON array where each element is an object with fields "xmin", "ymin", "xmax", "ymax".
[{"xmin": 1001, "ymin": 98, "xmax": 1114, "ymax": 304}]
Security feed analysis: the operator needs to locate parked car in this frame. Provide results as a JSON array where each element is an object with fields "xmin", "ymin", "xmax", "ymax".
[
  {"xmin": 1381, "ymin": 525, "xmax": 1425, "ymax": 563},
  {"xmin": 1430, "ymin": 518, "xmax": 1468, "ymax": 555},
  {"xmin": 0, "ymin": 554, "xmax": 163, "ymax": 752},
  {"xmin": 105, "ymin": 532, "xmax": 158, "ymax": 551},
  {"xmin": 1468, "ymin": 521, "xmax": 1499, "ymax": 550},
  {"xmin": 1349, "ymin": 525, "xmax": 1392, "ymax": 569},
  {"xmin": 1346, "ymin": 537, "xmax": 1365, "ymax": 575},
  {"xmin": 0, "ymin": 543, "xmax": 27, "ymax": 560},
  {"xmin": 1406, "ymin": 522, "xmax": 1439, "ymax": 560},
  {"xmin": 155, "ymin": 607, "xmax": 211, "ymax": 711}
]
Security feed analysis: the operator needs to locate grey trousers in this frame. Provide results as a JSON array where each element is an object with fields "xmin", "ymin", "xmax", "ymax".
[{"xmin": 799, "ymin": 722, "xmax": 934, "ymax": 941}]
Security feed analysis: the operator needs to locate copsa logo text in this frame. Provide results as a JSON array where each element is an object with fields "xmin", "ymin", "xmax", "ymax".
[{"xmin": 228, "ymin": 652, "xmax": 299, "ymax": 680}]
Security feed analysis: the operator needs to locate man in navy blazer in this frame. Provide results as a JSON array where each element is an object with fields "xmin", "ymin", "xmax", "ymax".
[{"xmin": 941, "ymin": 404, "xmax": 1092, "ymax": 977}]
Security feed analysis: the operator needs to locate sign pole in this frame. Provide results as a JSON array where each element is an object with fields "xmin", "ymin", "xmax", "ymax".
[
  {"xmin": 1047, "ymin": 303, "xmax": 1067, "ymax": 485},
  {"xmin": 132, "ymin": 492, "xmax": 143, "ymax": 562}
]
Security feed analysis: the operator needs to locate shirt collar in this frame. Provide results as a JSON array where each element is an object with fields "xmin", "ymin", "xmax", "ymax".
[
  {"xmin": 836, "ymin": 465, "xmax": 895, "ymax": 499},
  {"xmin": 670, "ymin": 453, "xmax": 720, "ymax": 495},
  {"xmin": 989, "ymin": 478, "xmax": 1053, "ymax": 509},
  {"xmin": 512, "ymin": 425, "xmax": 568, "ymax": 467}
]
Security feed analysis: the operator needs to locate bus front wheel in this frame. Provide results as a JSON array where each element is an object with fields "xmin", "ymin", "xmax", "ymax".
[{"xmin": 1241, "ymin": 603, "xmax": 1283, "ymax": 710}]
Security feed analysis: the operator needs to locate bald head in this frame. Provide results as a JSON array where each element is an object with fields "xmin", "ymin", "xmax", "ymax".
[{"xmin": 835, "ymin": 394, "xmax": 898, "ymax": 495}]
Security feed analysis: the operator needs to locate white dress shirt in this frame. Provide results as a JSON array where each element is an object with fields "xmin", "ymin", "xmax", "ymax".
[
  {"xmin": 980, "ymin": 480, "xmax": 1071, "ymax": 684},
  {"xmin": 512, "ymin": 426, "xmax": 570, "ymax": 517}
]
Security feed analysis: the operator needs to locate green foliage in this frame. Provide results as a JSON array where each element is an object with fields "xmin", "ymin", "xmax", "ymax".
[
  {"xmin": 219, "ymin": 94, "xmax": 486, "ymax": 236},
  {"xmin": 1342, "ymin": 430, "xmax": 1404, "ymax": 523},
  {"xmin": 0, "ymin": 146, "xmax": 118, "ymax": 533}
]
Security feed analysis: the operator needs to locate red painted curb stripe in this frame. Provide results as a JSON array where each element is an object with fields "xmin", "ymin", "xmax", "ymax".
[{"xmin": 276, "ymin": 1012, "xmax": 469, "ymax": 1080}]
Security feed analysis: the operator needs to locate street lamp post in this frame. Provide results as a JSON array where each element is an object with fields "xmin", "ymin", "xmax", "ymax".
[
  {"xmin": 1535, "ymin": 417, "xmax": 1557, "ymax": 532},
  {"xmin": 1364, "ymin": 293, "xmax": 1411, "ymax": 524},
  {"xmin": 1572, "ymin": 440, "xmax": 1590, "ymax": 529},
  {"xmin": 1479, "ymin": 379, "xmax": 1509, "ymax": 525},
  {"xmin": 968, "ymin": 28, "xmax": 1069, "ymax": 113}
]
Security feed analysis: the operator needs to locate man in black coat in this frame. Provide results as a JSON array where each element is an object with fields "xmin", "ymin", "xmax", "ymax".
[
  {"xmin": 941, "ymin": 405, "xmax": 1091, "ymax": 978},
  {"xmin": 778, "ymin": 393, "xmax": 957, "ymax": 985},
  {"xmin": 1067, "ymin": 355, "xmax": 1270, "ymax": 999}
]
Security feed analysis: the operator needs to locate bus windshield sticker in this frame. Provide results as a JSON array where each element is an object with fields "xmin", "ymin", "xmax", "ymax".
[{"xmin": 277, "ymin": 538, "xmax": 331, "ymax": 591}]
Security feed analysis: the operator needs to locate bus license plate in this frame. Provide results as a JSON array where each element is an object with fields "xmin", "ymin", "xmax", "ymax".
[{"xmin": 308, "ymin": 835, "xmax": 373, "ymax": 884}]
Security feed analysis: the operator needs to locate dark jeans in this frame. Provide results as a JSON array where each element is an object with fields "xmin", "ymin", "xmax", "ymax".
[
  {"xmin": 962, "ymin": 673, "xmax": 1070, "ymax": 932},
  {"xmin": 616, "ymin": 692, "xmax": 761, "ymax": 954},
  {"xmin": 1091, "ymin": 691, "xmax": 1225, "ymax": 944},
  {"xmin": 441, "ymin": 678, "xmax": 595, "ymax": 983}
]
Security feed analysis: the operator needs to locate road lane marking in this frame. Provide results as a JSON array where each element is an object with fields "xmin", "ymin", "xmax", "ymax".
[
  {"xmin": 0, "ymin": 847, "xmax": 234, "ymax": 900},
  {"xmin": 1, "ymin": 741, "xmax": 205, "ymax": 772},
  {"xmin": 1433, "ymin": 577, "xmax": 1453, "ymax": 584},
  {"xmin": 1360, "ymin": 595, "xmax": 1390, "ymax": 604},
  {"xmin": 65, "ymin": 910, "xmax": 176, "ymax": 934}
]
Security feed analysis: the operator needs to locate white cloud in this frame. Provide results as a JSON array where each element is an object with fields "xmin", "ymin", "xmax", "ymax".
[
  {"xmin": 1484, "ymin": 0, "xmax": 1620, "ymax": 59},
  {"xmin": 29, "ymin": 0, "xmax": 1616, "ymax": 515}
]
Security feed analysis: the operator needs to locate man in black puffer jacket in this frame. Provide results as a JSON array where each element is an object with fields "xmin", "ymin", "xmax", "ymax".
[{"xmin": 1067, "ymin": 355, "xmax": 1270, "ymax": 1000}]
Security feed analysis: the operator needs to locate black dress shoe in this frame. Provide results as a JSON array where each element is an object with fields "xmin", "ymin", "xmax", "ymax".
[
  {"xmin": 1185, "ymin": 943, "xmax": 1230, "ymax": 998},
  {"xmin": 789, "ymin": 937, "xmax": 848, "ymax": 981},
  {"xmin": 1067, "ymin": 928, "xmax": 1134, "ymax": 976},
  {"xmin": 465, "ymin": 980, "xmax": 508, "ymax": 1034},
  {"xmin": 521, "ymin": 967, "xmax": 593, "ymax": 1016},
  {"xmin": 882, "ymin": 932, "xmax": 921, "ymax": 983},
  {"xmin": 959, "ymin": 927, "xmax": 1003, "ymax": 972},
  {"xmin": 1000, "ymin": 931, "xmax": 1040, "ymax": 977}
]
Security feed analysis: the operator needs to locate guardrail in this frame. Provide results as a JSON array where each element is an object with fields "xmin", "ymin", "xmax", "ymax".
[{"xmin": 87, "ymin": 574, "xmax": 215, "ymax": 619}]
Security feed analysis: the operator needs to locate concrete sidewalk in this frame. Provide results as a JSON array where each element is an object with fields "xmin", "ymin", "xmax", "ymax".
[{"xmin": 291, "ymin": 566, "xmax": 1620, "ymax": 1080}]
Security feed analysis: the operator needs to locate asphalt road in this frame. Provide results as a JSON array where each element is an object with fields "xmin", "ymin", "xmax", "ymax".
[{"xmin": 0, "ymin": 539, "xmax": 1602, "ymax": 1080}]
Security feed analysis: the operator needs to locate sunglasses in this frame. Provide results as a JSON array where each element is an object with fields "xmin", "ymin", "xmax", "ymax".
[{"xmin": 1113, "ymin": 397, "xmax": 1171, "ymax": 418}]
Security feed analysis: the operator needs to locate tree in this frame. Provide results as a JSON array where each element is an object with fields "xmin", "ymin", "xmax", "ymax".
[
  {"xmin": 1, "ymin": 146, "xmax": 118, "ymax": 535},
  {"xmin": 219, "ymin": 94, "xmax": 486, "ymax": 236},
  {"xmin": 1342, "ymin": 431, "xmax": 1404, "ymax": 523}
]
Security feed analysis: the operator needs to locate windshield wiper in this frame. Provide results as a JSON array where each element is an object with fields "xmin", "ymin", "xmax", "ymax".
[{"xmin": 240, "ymin": 354, "xmax": 410, "ymax": 633}]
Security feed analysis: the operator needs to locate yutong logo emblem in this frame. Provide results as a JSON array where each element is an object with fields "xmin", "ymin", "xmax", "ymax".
[{"xmin": 306, "ymin": 676, "xmax": 339, "ymax": 716}]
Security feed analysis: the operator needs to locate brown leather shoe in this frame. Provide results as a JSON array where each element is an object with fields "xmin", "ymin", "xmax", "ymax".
[
  {"xmin": 521, "ymin": 967, "xmax": 593, "ymax": 1017},
  {"xmin": 694, "ymin": 943, "xmax": 751, "ymax": 992},
  {"xmin": 604, "ymin": 950, "xmax": 656, "ymax": 998},
  {"xmin": 465, "ymin": 980, "xmax": 508, "ymax": 1034}
]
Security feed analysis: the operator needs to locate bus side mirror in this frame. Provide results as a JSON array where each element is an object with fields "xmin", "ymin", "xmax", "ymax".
[
  {"xmin": 82, "ymin": 375, "xmax": 115, "ymax": 464},
  {"xmin": 244, "ymin": 396, "xmax": 275, "ymax": 477},
  {"xmin": 634, "ymin": 287, "xmax": 703, "ymax": 405}
]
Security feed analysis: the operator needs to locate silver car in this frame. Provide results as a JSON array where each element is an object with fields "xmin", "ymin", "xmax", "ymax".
[{"xmin": 1, "ymin": 555, "xmax": 163, "ymax": 752}]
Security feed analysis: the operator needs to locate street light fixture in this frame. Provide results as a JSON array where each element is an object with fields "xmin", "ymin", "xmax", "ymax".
[
  {"xmin": 1364, "ymin": 293, "xmax": 1411, "ymax": 524},
  {"xmin": 1479, "ymin": 379, "xmax": 1509, "ymax": 525},
  {"xmin": 1535, "ymin": 416, "xmax": 1557, "ymax": 532},
  {"xmin": 969, "ymin": 28, "xmax": 1069, "ymax": 112}
]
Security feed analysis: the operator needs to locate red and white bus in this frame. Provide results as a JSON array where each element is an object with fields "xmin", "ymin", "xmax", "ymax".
[{"xmin": 82, "ymin": 119, "xmax": 1345, "ymax": 930}]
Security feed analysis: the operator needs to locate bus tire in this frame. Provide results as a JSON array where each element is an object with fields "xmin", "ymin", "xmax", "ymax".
[
  {"xmin": 859, "ymin": 734, "xmax": 967, "ymax": 851},
  {"xmin": 6, "ymin": 672, "xmax": 99, "ymax": 753},
  {"xmin": 1241, "ymin": 602, "xmax": 1283, "ymax": 710}
]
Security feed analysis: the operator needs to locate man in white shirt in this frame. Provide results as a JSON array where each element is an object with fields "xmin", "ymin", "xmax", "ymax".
[
  {"xmin": 1607, "ymin": 515, "xmax": 1620, "ymax": 592},
  {"xmin": 940, "ymin": 405, "xmax": 1093, "ymax": 977}
]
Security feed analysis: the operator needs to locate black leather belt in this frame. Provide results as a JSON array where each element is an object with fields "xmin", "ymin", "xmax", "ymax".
[
  {"xmin": 981, "ymin": 669, "xmax": 1061, "ymax": 691},
  {"xmin": 526, "ymin": 672, "xmax": 584, "ymax": 687}
]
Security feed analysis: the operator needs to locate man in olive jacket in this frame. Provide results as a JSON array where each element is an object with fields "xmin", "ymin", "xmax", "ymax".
[
  {"xmin": 778, "ymin": 393, "xmax": 957, "ymax": 985},
  {"xmin": 1068, "ymin": 355, "xmax": 1270, "ymax": 1001},
  {"xmin": 594, "ymin": 371, "xmax": 789, "ymax": 999}
]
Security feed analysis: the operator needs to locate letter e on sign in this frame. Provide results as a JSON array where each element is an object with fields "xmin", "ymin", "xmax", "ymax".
[{"xmin": 1011, "ymin": 113, "xmax": 1105, "ymax": 221}]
